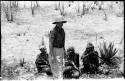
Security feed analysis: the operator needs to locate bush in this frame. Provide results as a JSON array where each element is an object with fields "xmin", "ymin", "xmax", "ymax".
[
  {"xmin": 1, "ymin": 59, "xmax": 19, "ymax": 80},
  {"xmin": 1, "ymin": 58, "xmax": 37, "ymax": 80},
  {"xmin": 99, "ymin": 42, "xmax": 120, "ymax": 68}
]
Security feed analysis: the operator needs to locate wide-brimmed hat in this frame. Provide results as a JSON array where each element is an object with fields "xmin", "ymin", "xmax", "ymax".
[{"xmin": 52, "ymin": 16, "xmax": 67, "ymax": 24}]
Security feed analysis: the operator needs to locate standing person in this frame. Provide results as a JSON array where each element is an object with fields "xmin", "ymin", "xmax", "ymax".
[{"xmin": 49, "ymin": 16, "xmax": 67, "ymax": 79}]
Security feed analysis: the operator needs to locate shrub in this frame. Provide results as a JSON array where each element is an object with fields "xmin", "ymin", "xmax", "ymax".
[
  {"xmin": 99, "ymin": 42, "xmax": 120, "ymax": 68},
  {"xmin": 1, "ymin": 58, "xmax": 37, "ymax": 80},
  {"xmin": 1, "ymin": 59, "xmax": 19, "ymax": 80},
  {"xmin": 19, "ymin": 58, "xmax": 26, "ymax": 67}
]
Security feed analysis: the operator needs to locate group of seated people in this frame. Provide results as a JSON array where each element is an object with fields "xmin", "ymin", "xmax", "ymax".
[{"xmin": 35, "ymin": 42, "xmax": 99, "ymax": 79}]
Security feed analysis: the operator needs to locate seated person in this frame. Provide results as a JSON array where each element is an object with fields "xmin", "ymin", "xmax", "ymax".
[
  {"xmin": 67, "ymin": 47, "xmax": 79, "ymax": 69},
  {"xmin": 81, "ymin": 42, "xmax": 99, "ymax": 74},
  {"xmin": 63, "ymin": 47, "xmax": 80, "ymax": 79},
  {"xmin": 63, "ymin": 59, "xmax": 80, "ymax": 79},
  {"xmin": 35, "ymin": 47, "xmax": 52, "ymax": 76}
]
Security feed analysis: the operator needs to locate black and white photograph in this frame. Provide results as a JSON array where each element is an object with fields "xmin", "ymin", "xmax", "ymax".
[{"xmin": 1, "ymin": 1, "xmax": 124, "ymax": 80}]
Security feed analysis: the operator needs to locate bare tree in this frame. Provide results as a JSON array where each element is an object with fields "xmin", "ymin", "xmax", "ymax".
[
  {"xmin": 10, "ymin": 1, "xmax": 14, "ymax": 21},
  {"xmin": 3, "ymin": 1, "xmax": 14, "ymax": 22},
  {"xmin": 77, "ymin": 3, "xmax": 80, "ymax": 15},
  {"xmin": 82, "ymin": 2, "xmax": 86, "ymax": 16},
  {"xmin": 102, "ymin": 8, "xmax": 107, "ymax": 21},
  {"xmin": 2, "ymin": 1, "xmax": 19, "ymax": 22},
  {"xmin": 35, "ymin": 1, "xmax": 39, "ymax": 7},
  {"xmin": 55, "ymin": 2, "xmax": 60, "ymax": 10},
  {"xmin": 16, "ymin": 1, "xmax": 18, "ymax": 7},
  {"xmin": 31, "ymin": 1, "xmax": 35, "ymax": 16},
  {"xmin": 24, "ymin": 1, "xmax": 25, "ymax": 8},
  {"xmin": 75, "ymin": 2, "xmax": 81, "ymax": 16},
  {"xmin": 59, "ymin": 2, "xmax": 66, "ymax": 16}
]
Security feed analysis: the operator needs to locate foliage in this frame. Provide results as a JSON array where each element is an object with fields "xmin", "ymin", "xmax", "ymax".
[
  {"xmin": 99, "ymin": 42, "xmax": 120, "ymax": 68},
  {"xmin": 1, "ymin": 58, "xmax": 36, "ymax": 80}
]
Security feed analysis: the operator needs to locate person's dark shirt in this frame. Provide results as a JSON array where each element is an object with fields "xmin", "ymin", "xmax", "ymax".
[{"xmin": 50, "ymin": 26, "xmax": 65, "ymax": 48}]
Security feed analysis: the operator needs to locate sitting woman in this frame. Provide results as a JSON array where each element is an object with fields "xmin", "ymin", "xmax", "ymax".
[
  {"xmin": 63, "ymin": 47, "xmax": 80, "ymax": 79},
  {"xmin": 35, "ymin": 47, "xmax": 52, "ymax": 76},
  {"xmin": 63, "ymin": 59, "xmax": 80, "ymax": 79}
]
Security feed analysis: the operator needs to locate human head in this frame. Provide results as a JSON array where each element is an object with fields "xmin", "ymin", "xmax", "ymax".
[
  {"xmin": 67, "ymin": 46, "xmax": 75, "ymax": 54},
  {"xmin": 40, "ymin": 47, "xmax": 47, "ymax": 54},
  {"xmin": 86, "ymin": 42, "xmax": 94, "ymax": 52}
]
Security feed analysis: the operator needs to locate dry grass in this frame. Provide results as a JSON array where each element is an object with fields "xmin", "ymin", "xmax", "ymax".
[{"xmin": 1, "ymin": 58, "xmax": 37, "ymax": 80}]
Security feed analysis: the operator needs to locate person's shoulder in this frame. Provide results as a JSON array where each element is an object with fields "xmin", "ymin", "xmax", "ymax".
[
  {"xmin": 49, "ymin": 29, "xmax": 55, "ymax": 37},
  {"xmin": 50, "ymin": 28, "xmax": 56, "ymax": 34}
]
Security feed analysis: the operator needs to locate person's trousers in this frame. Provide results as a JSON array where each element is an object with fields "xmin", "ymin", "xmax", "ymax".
[{"xmin": 49, "ymin": 48, "xmax": 64, "ymax": 79}]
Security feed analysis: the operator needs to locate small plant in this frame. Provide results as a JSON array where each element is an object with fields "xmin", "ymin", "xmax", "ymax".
[
  {"xmin": 99, "ymin": 42, "xmax": 119, "ymax": 68},
  {"xmin": 19, "ymin": 58, "xmax": 26, "ymax": 67}
]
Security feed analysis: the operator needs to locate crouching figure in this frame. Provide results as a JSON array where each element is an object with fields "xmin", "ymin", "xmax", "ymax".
[
  {"xmin": 81, "ymin": 42, "xmax": 99, "ymax": 74},
  {"xmin": 35, "ymin": 47, "xmax": 52, "ymax": 76},
  {"xmin": 63, "ymin": 47, "xmax": 80, "ymax": 79}
]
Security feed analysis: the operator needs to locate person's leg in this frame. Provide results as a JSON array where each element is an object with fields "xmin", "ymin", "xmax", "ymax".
[
  {"xmin": 46, "ymin": 71, "xmax": 53, "ymax": 76},
  {"xmin": 37, "ymin": 67, "xmax": 42, "ymax": 73},
  {"xmin": 58, "ymin": 48, "xmax": 65, "ymax": 79},
  {"xmin": 50, "ymin": 48, "xmax": 65, "ymax": 79},
  {"xmin": 50, "ymin": 48, "xmax": 60, "ymax": 79},
  {"xmin": 63, "ymin": 69, "xmax": 72, "ymax": 79},
  {"xmin": 71, "ymin": 70, "xmax": 80, "ymax": 79}
]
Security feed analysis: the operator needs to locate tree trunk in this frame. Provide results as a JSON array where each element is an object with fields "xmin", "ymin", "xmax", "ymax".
[
  {"xmin": 36, "ymin": 1, "xmax": 39, "ymax": 7},
  {"xmin": 31, "ymin": 1, "xmax": 34, "ymax": 16}
]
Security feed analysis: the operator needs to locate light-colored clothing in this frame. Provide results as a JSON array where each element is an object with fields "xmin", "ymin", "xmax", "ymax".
[{"xmin": 49, "ymin": 47, "xmax": 64, "ymax": 79}]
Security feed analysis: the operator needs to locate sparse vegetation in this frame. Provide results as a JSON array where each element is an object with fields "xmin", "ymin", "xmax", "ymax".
[
  {"xmin": 1, "ymin": 58, "xmax": 37, "ymax": 80},
  {"xmin": 1, "ymin": 1, "xmax": 19, "ymax": 22},
  {"xmin": 19, "ymin": 58, "xmax": 26, "ymax": 67},
  {"xmin": 99, "ymin": 42, "xmax": 120, "ymax": 67}
]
